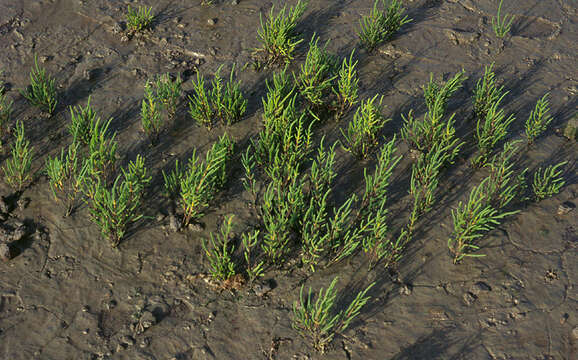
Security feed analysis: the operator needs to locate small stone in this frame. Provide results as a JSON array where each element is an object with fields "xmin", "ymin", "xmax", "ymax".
[
  {"xmin": 463, "ymin": 292, "xmax": 477, "ymax": 306},
  {"xmin": 207, "ymin": 18, "xmax": 217, "ymax": 26},
  {"xmin": 563, "ymin": 115, "xmax": 578, "ymax": 141},
  {"xmin": 557, "ymin": 201, "xmax": 575, "ymax": 215},
  {"xmin": 82, "ymin": 305, "xmax": 90, "ymax": 312},
  {"xmin": 120, "ymin": 35, "xmax": 129, "ymax": 42},
  {"xmin": 209, "ymin": 47, "xmax": 217, "ymax": 56},
  {"xmin": 470, "ymin": 281, "xmax": 492, "ymax": 295},
  {"xmin": 187, "ymin": 222, "xmax": 204, "ymax": 232},
  {"xmin": 0, "ymin": 242, "xmax": 11, "ymax": 261},
  {"xmin": 120, "ymin": 334, "xmax": 135, "ymax": 347},
  {"xmin": 40, "ymin": 55, "xmax": 50, "ymax": 63},
  {"xmin": 572, "ymin": 326, "xmax": 578, "ymax": 340},
  {"xmin": 140, "ymin": 311, "xmax": 156, "ymax": 329},
  {"xmin": 139, "ymin": 337, "xmax": 151, "ymax": 348},
  {"xmin": 156, "ymin": 213, "xmax": 166, "ymax": 222},
  {"xmin": 253, "ymin": 280, "xmax": 273, "ymax": 297},
  {"xmin": 82, "ymin": 328, "xmax": 90, "ymax": 335},
  {"xmin": 560, "ymin": 313, "xmax": 569, "ymax": 324},
  {"xmin": 17, "ymin": 197, "xmax": 29, "ymax": 211},
  {"xmin": 232, "ymin": 0, "xmax": 238, "ymax": 4},
  {"xmin": 399, "ymin": 284, "xmax": 412, "ymax": 296},
  {"xmin": 169, "ymin": 214, "xmax": 180, "ymax": 232}
]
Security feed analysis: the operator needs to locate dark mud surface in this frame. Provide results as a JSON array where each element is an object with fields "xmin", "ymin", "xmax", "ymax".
[{"xmin": 0, "ymin": 0, "xmax": 577, "ymax": 359}]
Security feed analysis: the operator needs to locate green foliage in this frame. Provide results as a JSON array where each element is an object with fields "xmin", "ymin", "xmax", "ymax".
[
  {"xmin": 126, "ymin": 5, "xmax": 154, "ymax": 33},
  {"xmin": 87, "ymin": 155, "xmax": 150, "ymax": 247},
  {"xmin": 525, "ymin": 93, "xmax": 553, "ymax": 144},
  {"xmin": 45, "ymin": 143, "xmax": 90, "ymax": 216},
  {"xmin": 20, "ymin": 56, "xmax": 57, "ymax": 114},
  {"xmin": 241, "ymin": 230, "xmax": 265, "ymax": 283},
  {"xmin": 2, "ymin": 121, "xmax": 34, "ymax": 191},
  {"xmin": 491, "ymin": 0, "xmax": 514, "ymax": 38},
  {"xmin": 341, "ymin": 94, "xmax": 390, "ymax": 159},
  {"xmin": 448, "ymin": 177, "xmax": 518, "ymax": 263},
  {"xmin": 295, "ymin": 35, "xmax": 337, "ymax": 107},
  {"xmin": 68, "ymin": 97, "xmax": 98, "ymax": 146},
  {"xmin": 473, "ymin": 92, "xmax": 515, "ymax": 167},
  {"xmin": 152, "ymin": 73, "xmax": 182, "ymax": 120},
  {"xmin": 188, "ymin": 66, "xmax": 247, "ymax": 129},
  {"xmin": 333, "ymin": 49, "xmax": 359, "ymax": 118},
  {"xmin": 178, "ymin": 134, "xmax": 233, "ymax": 226},
  {"xmin": 473, "ymin": 63, "xmax": 504, "ymax": 121},
  {"xmin": 358, "ymin": 0, "xmax": 411, "ymax": 52},
  {"xmin": 402, "ymin": 70, "xmax": 465, "ymax": 159},
  {"xmin": 141, "ymin": 81, "xmax": 163, "ymax": 144},
  {"xmin": 292, "ymin": 277, "xmax": 374, "ymax": 353},
  {"xmin": 86, "ymin": 117, "xmax": 118, "ymax": 182},
  {"xmin": 256, "ymin": 0, "xmax": 308, "ymax": 64},
  {"xmin": 532, "ymin": 161, "xmax": 566, "ymax": 201},
  {"xmin": 202, "ymin": 215, "xmax": 237, "ymax": 282}
]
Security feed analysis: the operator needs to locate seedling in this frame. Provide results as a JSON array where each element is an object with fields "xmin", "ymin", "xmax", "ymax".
[
  {"xmin": 188, "ymin": 72, "xmax": 213, "ymax": 129},
  {"xmin": 341, "ymin": 94, "xmax": 390, "ymax": 159},
  {"xmin": 21, "ymin": 56, "xmax": 57, "ymax": 114},
  {"xmin": 492, "ymin": 0, "xmax": 514, "ymax": 38},
  {"xmin": 532, "ymin": 161, "xmax": 566, "ymax": 201},
  {"xmin": 126, "ymin": 5, "xmax": 154, "ymax": 34},
  {"xmin": 87, "ymin": 155, "xmax": 150, "ymax": 247},
  {"xmin": 473, "ymin": 92, "xmax": 515, "ymax": 167},
  {"xmin": 292, "ymin": 277, "xmax": 374, "ymax": 353},
  {"xmin": 153, "ymin": 73, "xmax": 182, "ymax": 120},
  {"xmin": 178, "ymin": 134, "xmax": 233, "ymax": 226},
  {"xmin": 423, "ymin": 70, "xmax": 466, "ymax": 118},
  {"xmin": 333, "ymin": 49, "xmax": 359, "ymax": 118},
  {"xmin": 202, "ymin": 215, "xmax": 237, "ymax": 282},
  {"xmin": 473, "ymin": 63, "xmax": 504, "ymax": 121},
  {"xmin": 68, "ymin": 97, "xmax": 98, "ymax": 146},
  {"xmin": 86, "ymin": 117, "xmax": 118, "ymax": 182},
  {"xmin": 45, "ymin": 143, "xmax": 90, "ymax": 216},
  {"xmin": 242, "ymin": 230, "xmax": 264, "ymax": 283},
  {"xmin": 2, "ymin": 121, "xmax": 34, "ymax": 192},
  {"xmin": 295, "ymin": 35, "xmax": 337, "ymax": 108},
  {"xmin": 141, "ymin": 81, "xmax": 163, "ymax": 144},
  {"xmin": 255, "ymin": 0, "xmax": 308, "ymax": 64},
  {"xmin": 358, "ymin": 0, "xmax": 411, "ymax": 52},
  {"xmin": 525, "ymin": 93, "xmax": 553, "ymax": 144},
  {"xmin": 448, "ymin": 177, "xmax": 518, "ymax": 263}
]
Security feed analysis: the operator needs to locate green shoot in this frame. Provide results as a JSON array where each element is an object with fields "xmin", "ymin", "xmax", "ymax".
[
  {"xmin": 68, "ymin": 97, "xmax": 98, "ymax": 146},
  {"xmin": 2, "ymin": 121, "xmax": 34, "ymax": 192},
  {"xmin": 292, "ymin": 277, "xmax": 374, "ymax": 353},
  {"xmin": 255, "ymin": 0, "xmax": 308, "ymax": 64},
  {"xmin": 473, "ymin": 63, "xmax": 504, "ymax": 121},
  {"xmin": 525, "ymin": 93, "xmax": 553, "ymax": 144},
  {"xmin": 532, "ymin": 161, "xmax": 566, "ymax": 201},
  {"xmin": 358, "ymin": 0, "xmax": 411, "ymax": 52},
  {"xmin": 21, "ymin": 56, "xmax": 57, "ymax": 114},
  {"xmin": 333, "ymin": 49, "xmax": 359, "ymax": 118},
  {"xmin": 188, "ymin": 72, "xmax": 213, "ymax": 129},
  {"xmin": 212, "ymin": 65, "xmax": 247, "ymax": 125},
  {"xmin": 341, "ymin": 94, "xmax": 390, "ymax": 159},
  {"xmin": 126, "ymin": 5, "xmax": 154, "ymax": 34},
  {"xmin": 242, "ymin": 230, "xmax": 264, "ymax": 283},
  {"xmin": 492, "ymin": 0, "xmax": 514, "ymax": 38},
  {"xmin": 141, "ymin": 80, "xmax": 163, "ymax": 144},
  {"xmin": 202, "ymin": 215, "xmax": 237, "ymax": 282},
  {"xmin": 295, "ymin": 34, "xmax": 337, "ymax": 107},
  {"xmin": 86, "ymin": 117, "xmax": 118, "ymax": 182},
  {"xmin": 153, "ymin": 73, "xmax": 182, "ymax": 120}
]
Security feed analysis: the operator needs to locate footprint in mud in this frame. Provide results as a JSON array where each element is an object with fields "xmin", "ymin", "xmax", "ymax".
[{"xmin": 511, "ymin": 16, "xmax": 561, "ymax": 39}]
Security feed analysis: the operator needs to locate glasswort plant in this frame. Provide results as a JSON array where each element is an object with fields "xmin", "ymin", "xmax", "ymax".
[
  {"xmin": 21, "ymin": 56, "xmax": 57, "ymax": 114},
  {"xmin": 532, "ymin": 161, "xmax": 566, "ymax": 201},
  {"xmin": 3, "ymin": 121, "xmax": 34, "ymax": 192},
  {"xmin": 525, "ymin": 93, "xmax": 553, "ymax": 144},
  {"xmin": 492, "ymin": 0, "xmax": 514, "ymax": 38},
  {"xmin": 358, "ymin": 0, "xmax": 411, "ymax": 52}
]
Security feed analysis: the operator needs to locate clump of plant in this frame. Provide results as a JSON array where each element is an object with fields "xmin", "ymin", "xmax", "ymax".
[
  {"xmin": 21, "ymin": 56, "xmax": 57, "ymax": 114},
  {"xmin": 255, "ymin": 0, "xmax": 308, "ymax": 65},
  {"xmin": 141, "ymin": 80, "xmax": 163, "ymax": 144},
  {"xmin": 45, "ymin": 143, "xmax": 90, "ymax": 216},
  {"xmin": 472, "ymin": 63, "xmax": 504, "ymax": 121},
  {"xmin": 295, "ymin": 35, "xmax": 337, "ymax": 108},
  {"xmin": 126, "ymin": 5, "xmax": 154, "ymax": 34},
  {"xmin": 86, "ymin": 117, "xmax": 118, "ymax": 183},
  {"xmin": 447, "ymin": 177, "xmax": 518, "ymax": 264},
  {"xmin": 333, "ymin": 49, "xmax": 359, "ymax": 118},
  {"xmin": 525, "ymin": 93, "xmax": 553, "ymax": 144},
  {"xmin": 532, "ymin": 161, "xmax": 566, "ymax": 201},
  {"xmin": 87, "ymin": 155, "xmax": 150, "ymax": 247},
  {"xmin": 472, "ymin": 92, "xmax": 515, "ymax": 167},
  {"xmin": 203, "ymin": 215, "xmax": 237, "ymax": 282},
  {"xmin": 449, "ymin": 142, "xmax": 526, "ymax": 263},
  {"xmin": 188, "ymin": 66, "xmax": 247, "ymax": 129},
  {"xmin": 292, "ymin": 277, "xmax": 374, "ymax": 353},
  {"xmin": 68, "ymin": 97, "xmax": 98, "ymax": 146},
  {"xmin": 402, "ymin": 71, "xmax": 465, "ymax": 160},
  {"xmin": 152, "ymin": 73, "xmax": 182, "ymax": 120},
  {"xmin": 358, "ymin": 0, "xmax": 411, "ymax": 52},
  {"xmin": 2, "ymin": 121, "xmax": 34, "ymax": 192},
  {"xmin": 341, "ymin": 94, "xmax": 390, "ymax": 159},
  {"xmin": 492, "ymin": 0, "xmax": 514, "ymax": 38},
  {"xmin": 164, "ymin": 134, "xmax": 234, "ymax": 227},
  {"xmin": 241, "ymin": 229, "xmax": 265, "ymax": 283}
]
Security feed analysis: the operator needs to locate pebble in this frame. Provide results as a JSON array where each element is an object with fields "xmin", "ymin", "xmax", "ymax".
[
  {"xmin": 399, "ymin": 284, "xmax": 412, "ymax": 296},
  {"xmin": 573, "ymin": 326, "xmax": 578, "ymax": 340},
  {"xmin": 156, "ymin": 213, "xmax": 166, "ymax": 222},
  {"xmin": 253, "ymin": 281, "xmax": 273, "ymax": 297},
  {"xmin": 120, "ymin": 334, "xmax": 135, "ymax": 347},
  {"xmin": 187, "ymin": 222, "xmax": 204, "ymax": 232},
  {"xmin": 463, "ymin": 292, "xmax": 477, "ymax": 306},
  {"xmin": 232, "ymin": 0, "xmax": 238, "ymax": 4},
  {"xmin": 557, "ymin": 201, "xmax": 575, "ymax": 215},
  {"xmin": 0, "ymin": 242, "xmax": 11, "ymax": 261},
  {"xmin": 207, "ymin": 18, "xmax": 217, "ymax": 26}
]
